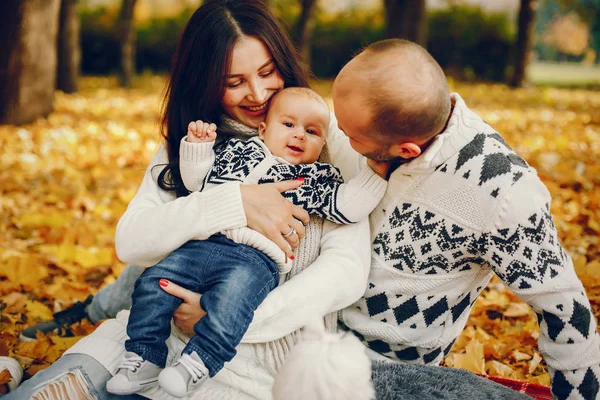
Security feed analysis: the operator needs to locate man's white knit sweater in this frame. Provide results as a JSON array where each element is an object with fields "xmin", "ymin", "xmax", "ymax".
[{"xmin": 333, "ymin": 94, "xmax": 600, "ymax": 400}]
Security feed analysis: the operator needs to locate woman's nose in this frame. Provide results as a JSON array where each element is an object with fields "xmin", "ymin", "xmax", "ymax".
[{"xmin": 248, "ymin": 80, "xmax": 268, "ymax": 104}]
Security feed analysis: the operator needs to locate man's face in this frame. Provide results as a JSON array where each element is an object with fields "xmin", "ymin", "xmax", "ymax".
[{"xmin": 332, "ymin": 84, "xmax": 394, "ymax": 162}]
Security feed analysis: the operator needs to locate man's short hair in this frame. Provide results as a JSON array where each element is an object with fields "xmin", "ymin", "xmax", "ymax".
[{"xmin": 360, "ymin": 39, "xmax": 451, "ymax": 142}]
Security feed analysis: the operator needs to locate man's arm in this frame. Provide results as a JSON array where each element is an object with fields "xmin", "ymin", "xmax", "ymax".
[{"xmin": 481, "ymin": 173, "xmax": 600, "ymax": 400}]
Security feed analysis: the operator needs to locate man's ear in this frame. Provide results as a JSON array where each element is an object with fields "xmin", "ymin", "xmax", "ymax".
[
  {"xmin": 258, "ymin": 122, "xmax": 267, "ymax": 140},
  {"xmin": 389, "ymin": 142, "xmax": 422, "ymax": 159}
]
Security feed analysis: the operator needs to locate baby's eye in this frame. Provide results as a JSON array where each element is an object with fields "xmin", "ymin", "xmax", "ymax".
[
  {"xmin": 306, "ymin": 129, "xmax": 317, "ymax": 135},
  {"xmin": 284, "ymin": 122, "xmax": 294, "ymax": 128}
]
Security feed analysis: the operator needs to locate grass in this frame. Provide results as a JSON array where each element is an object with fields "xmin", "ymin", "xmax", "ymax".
[{"xmin": 527, "ymin": 61, "xmax": 600, "ymax": 87}]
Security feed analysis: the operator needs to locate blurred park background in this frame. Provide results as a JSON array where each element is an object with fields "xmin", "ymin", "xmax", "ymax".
[{"xmin": 0, "ymin": 0, "xmax": 600, "ymax": 390}]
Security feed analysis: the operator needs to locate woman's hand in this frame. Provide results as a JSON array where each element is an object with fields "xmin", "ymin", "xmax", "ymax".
[
  {"xmin": 241, "ymin": 181, "xmax": 310, "ymax": 258},
  {"xmin": 160, "ymin": 279, "xmax": 205, "ymax": 335}
]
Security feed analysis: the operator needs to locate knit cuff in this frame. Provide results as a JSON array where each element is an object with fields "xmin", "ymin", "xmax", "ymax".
[
  {"xmin": 356, "ymin": 166, "xmax": 387, "ymax": 198},
  {"xmin": 180, "ymin": 136, "xmax": 215, "ymax": 163},
  {"xmin": 198, "ymin": 182, "xmax": 247, "ymax": 234}
]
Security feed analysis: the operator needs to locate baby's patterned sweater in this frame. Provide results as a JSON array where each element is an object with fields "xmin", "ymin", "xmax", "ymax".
[{"xmin": 179, "ymin": 136, "xmax": 386, "ymax": 272}]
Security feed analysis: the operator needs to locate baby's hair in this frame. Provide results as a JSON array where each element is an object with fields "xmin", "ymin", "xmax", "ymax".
[{"xmin": 269, "ymin": 87, "xmax": 329, "ymax": 111}]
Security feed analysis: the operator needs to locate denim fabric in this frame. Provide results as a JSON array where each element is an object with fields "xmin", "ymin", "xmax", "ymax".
[
  {"xmin": 86, "ymin": 264, "xmax": 145, "ymax": 323},
  {"xmin": 125, "ymin": 235, "xmax": 279, "ymax": 376},
  {"xmin": 4, "ymin": 354, "xmax": 144, "ymax": 400}
]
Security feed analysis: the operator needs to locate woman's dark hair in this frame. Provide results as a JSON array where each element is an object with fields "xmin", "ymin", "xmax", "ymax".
[{"xmin": 157, "ymin": 0, "xmax": 310, "ymax": 197}]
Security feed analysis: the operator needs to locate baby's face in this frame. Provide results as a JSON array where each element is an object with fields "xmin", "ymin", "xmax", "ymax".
[{"xmin": 259, "ymin": 91, "xmax": 329, "ymax": 164}]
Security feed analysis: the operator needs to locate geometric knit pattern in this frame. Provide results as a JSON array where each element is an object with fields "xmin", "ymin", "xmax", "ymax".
[
  {"xmin": 373, "ymin": 202, "xmax": 488, "ymax": 275},
  {"xmin": 259, "ymin": 162, "xmax": 349, "ymax": 223},
  {"xmin": 341, "ymin": 95, "xmax": 600, "ymax": 400},
  {"xmin": 435, "ymin": 131, "xmax": 529, "ymax": 199},
  {"xmin": 550, "ymin": 364, "xmax": 600, "ymax": 400},
  {"xmin": 204, "ymin": 138, "xmax": 350, "ymax": 224}
]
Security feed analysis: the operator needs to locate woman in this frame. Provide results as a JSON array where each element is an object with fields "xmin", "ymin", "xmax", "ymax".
[{"xmin": 6, "ymin": 1, "xmax": 370, "ymax": 399}]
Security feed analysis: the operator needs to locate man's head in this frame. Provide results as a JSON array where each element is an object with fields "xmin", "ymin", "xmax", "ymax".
[
  {"xmin": 258, "ymin": 87, "xmax": 330, "ymax": 164},
  {"xmin": 332, "ymin": 39, "xmax": 451, "ymax": 162}
]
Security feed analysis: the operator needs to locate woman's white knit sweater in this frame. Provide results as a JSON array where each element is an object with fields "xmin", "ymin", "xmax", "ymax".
[{"xmin": 64, "ymin": 125, "xmax": 371, "ymax": 399}]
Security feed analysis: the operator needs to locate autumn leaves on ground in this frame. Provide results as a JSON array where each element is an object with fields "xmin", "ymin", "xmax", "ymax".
[{"xmin": 1, "ymin": 77, "xmax": 599, "ymax": 388}]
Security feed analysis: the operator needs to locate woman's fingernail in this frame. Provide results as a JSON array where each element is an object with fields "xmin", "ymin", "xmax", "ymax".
[
  {"xmin": 290, "ymin": 255, "xmax": 295, "ymax": 260},
  {"xmin": 296, "ymin": 177, "xmax": 305, "ymax": 182},
  {"xmin": 159, "ymin": 279, "xmax": 169, "ymax": 287}
]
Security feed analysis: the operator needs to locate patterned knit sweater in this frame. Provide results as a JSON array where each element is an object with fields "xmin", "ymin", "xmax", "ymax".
[
  {"xmin": 338, "ymin": 94, "xmax": 600, "ymax": 400},
  {"xmin": 180, "ymin": 136, "xmax": 386, "ymax": 272}
]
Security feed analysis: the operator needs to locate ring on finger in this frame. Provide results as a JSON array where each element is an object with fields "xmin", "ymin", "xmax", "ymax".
[{"xmin": 283, "ymin": 227, "xmax": 296, "ymax": 237}]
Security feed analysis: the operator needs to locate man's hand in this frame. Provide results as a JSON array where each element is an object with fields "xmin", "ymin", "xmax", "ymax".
[
  {"xmin": 367, "ymin": 159, "xmax": 393, "ymax": 180},
  {"xmin": 241, "ymin": 181, "xmax": 310, "ymax": 258},
  {"xmin": 187, "ymin": 120, "xmax": 217, "ymax": 143},
  {"xmin": 159, "ymin": 279, "xmax": 205, "ymax": 335}
]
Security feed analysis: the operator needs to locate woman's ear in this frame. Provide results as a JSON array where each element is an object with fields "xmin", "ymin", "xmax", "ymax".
[
  {"xmin": 258, "ymin": 122, "xmax": 267, "ymax": 140},
  {"xmin": 389, "ymin": 142, "xmax": 422, "ymax": 159}
]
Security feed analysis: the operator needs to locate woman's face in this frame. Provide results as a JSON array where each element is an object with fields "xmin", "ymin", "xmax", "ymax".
[{"xmin": 222, "ymin": 35, "xmax": 284, "ymax": 128}]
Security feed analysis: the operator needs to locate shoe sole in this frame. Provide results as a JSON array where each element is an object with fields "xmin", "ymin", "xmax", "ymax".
[
  {"xmin": 0, "ymin": 356, "xmax": 24, "ymax": 392},
  {"xmin": 19, "ymin": 333, "xmax": 36, "ymax": 343},
  {"xmin": 107, "ymin": 378, "xmax": 159, "ymax": 395}
]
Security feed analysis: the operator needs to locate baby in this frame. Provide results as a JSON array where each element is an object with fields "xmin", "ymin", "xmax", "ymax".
[{"xmin": 107, "ymin": 87, "xmax": 386, "ymax": 398}]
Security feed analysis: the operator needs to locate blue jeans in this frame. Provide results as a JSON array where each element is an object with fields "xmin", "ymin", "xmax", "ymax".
[
  {"xmin": 4, "ymin": 354, "xmax": 143, "ymax": 400},
  {"xmin": 125, "ymin": 235, "xmax": 279, "ymax": 376},
  {"xmin": 86, "ymin": 264, "xmax": 144, "ymax": 323}
]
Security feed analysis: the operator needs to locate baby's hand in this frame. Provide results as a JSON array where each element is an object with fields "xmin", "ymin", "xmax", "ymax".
[{"xmin": 187, "ymin": 120, "xmax": 217, "ymax": 143}]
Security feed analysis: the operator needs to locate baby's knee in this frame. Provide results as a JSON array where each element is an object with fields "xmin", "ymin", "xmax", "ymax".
[{"xmin": 30, "ymin": 368, "xmax": 98, "ymax": 400}]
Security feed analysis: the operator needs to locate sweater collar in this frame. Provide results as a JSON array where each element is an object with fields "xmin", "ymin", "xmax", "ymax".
[{"xmin": 392, "ymin": 93, "xmax": 483, "ymax": 174}]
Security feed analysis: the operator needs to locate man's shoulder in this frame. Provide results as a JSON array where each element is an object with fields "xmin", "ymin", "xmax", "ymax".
[{"xmin": 433, "ymin": 130, "xmax": 534, "ymax": 199}]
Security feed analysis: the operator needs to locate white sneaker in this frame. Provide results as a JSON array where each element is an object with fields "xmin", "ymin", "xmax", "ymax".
[
  {"xmin": 106, "ymin": 352, "xmax": 162, "ymax": 395},
  {"xmin": 0, "ymin": 357, "xmax": 23, "ymax": 393},
  {"xmin": 158, "ymin": 352, "xmax": 209, "ymax": 398}
]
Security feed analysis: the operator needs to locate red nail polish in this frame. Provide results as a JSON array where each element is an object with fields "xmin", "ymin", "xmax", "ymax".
[
  {"xmin": 296, "ymin": 177, "xmax": 305, "ymax": 182},
  {"xmin": 159, "ymin": 279, "xmax": 169, "ymax": 287},
  {"xmin": 290, "ymin": 255, "xmax": 295, "ymax": 260}
]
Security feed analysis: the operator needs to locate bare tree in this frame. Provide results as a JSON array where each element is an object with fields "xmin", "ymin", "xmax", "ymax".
[
  {"xmin": 0, "ymin": 0, "xmax": 61, "ymax": 125},
  {"xmin": 384, "ymin": 0, "xmax": 427, "ymax": 46},
  {"xmin": 57, "ymin": 0, "xmax": 81, "ymax": 93},
  {"xmin": 510, "ymin": 0, "xmax": 536, "ymax": 88},
  {"xmin": 293, "ymin": 0, "xmax": 318, "ymax": 66},
  {"xmin": 118, "ymin": 0, "xmax": 138, "ymax": 88}
]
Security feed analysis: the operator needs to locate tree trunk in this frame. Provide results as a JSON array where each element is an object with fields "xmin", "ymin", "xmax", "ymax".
[
  {"xmin": 57, "ymin": 0, "xmax": 81, "ymax": 93},
  {"xmin": 384, "ymin": 0, "xmax": 427, "ymax": 46},
  {"xmin": 510, "ymin": 0, "xmax": 536, "ymax": 87},
  {"xmin": 293, "ymin": 0, "xmax": 318, "ymax": 67},
  {"xmin": 0, "ymin": 0, "xmax": 61, "ymax": 125},
  {"xmin": 118, "ymin": 0, "xmax": 137, "ymax": 88}
]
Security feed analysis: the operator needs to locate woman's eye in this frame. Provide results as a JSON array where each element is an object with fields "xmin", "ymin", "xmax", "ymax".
[
  {"xmin": 227, "ymin": 80, "xmax": 243, "ymax": 88},
  {"xmin": 260, "ymin": 69, "xmax": 275, "ymax": 78},
  {"xmin": 284, "ymin": 122, "xmax": 293, "ymax": 128}
]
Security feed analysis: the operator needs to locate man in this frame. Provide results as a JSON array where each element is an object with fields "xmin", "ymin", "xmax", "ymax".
[{"xmin": 328, "ymin": 38, "xmax": 600, "ymax": 400}]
